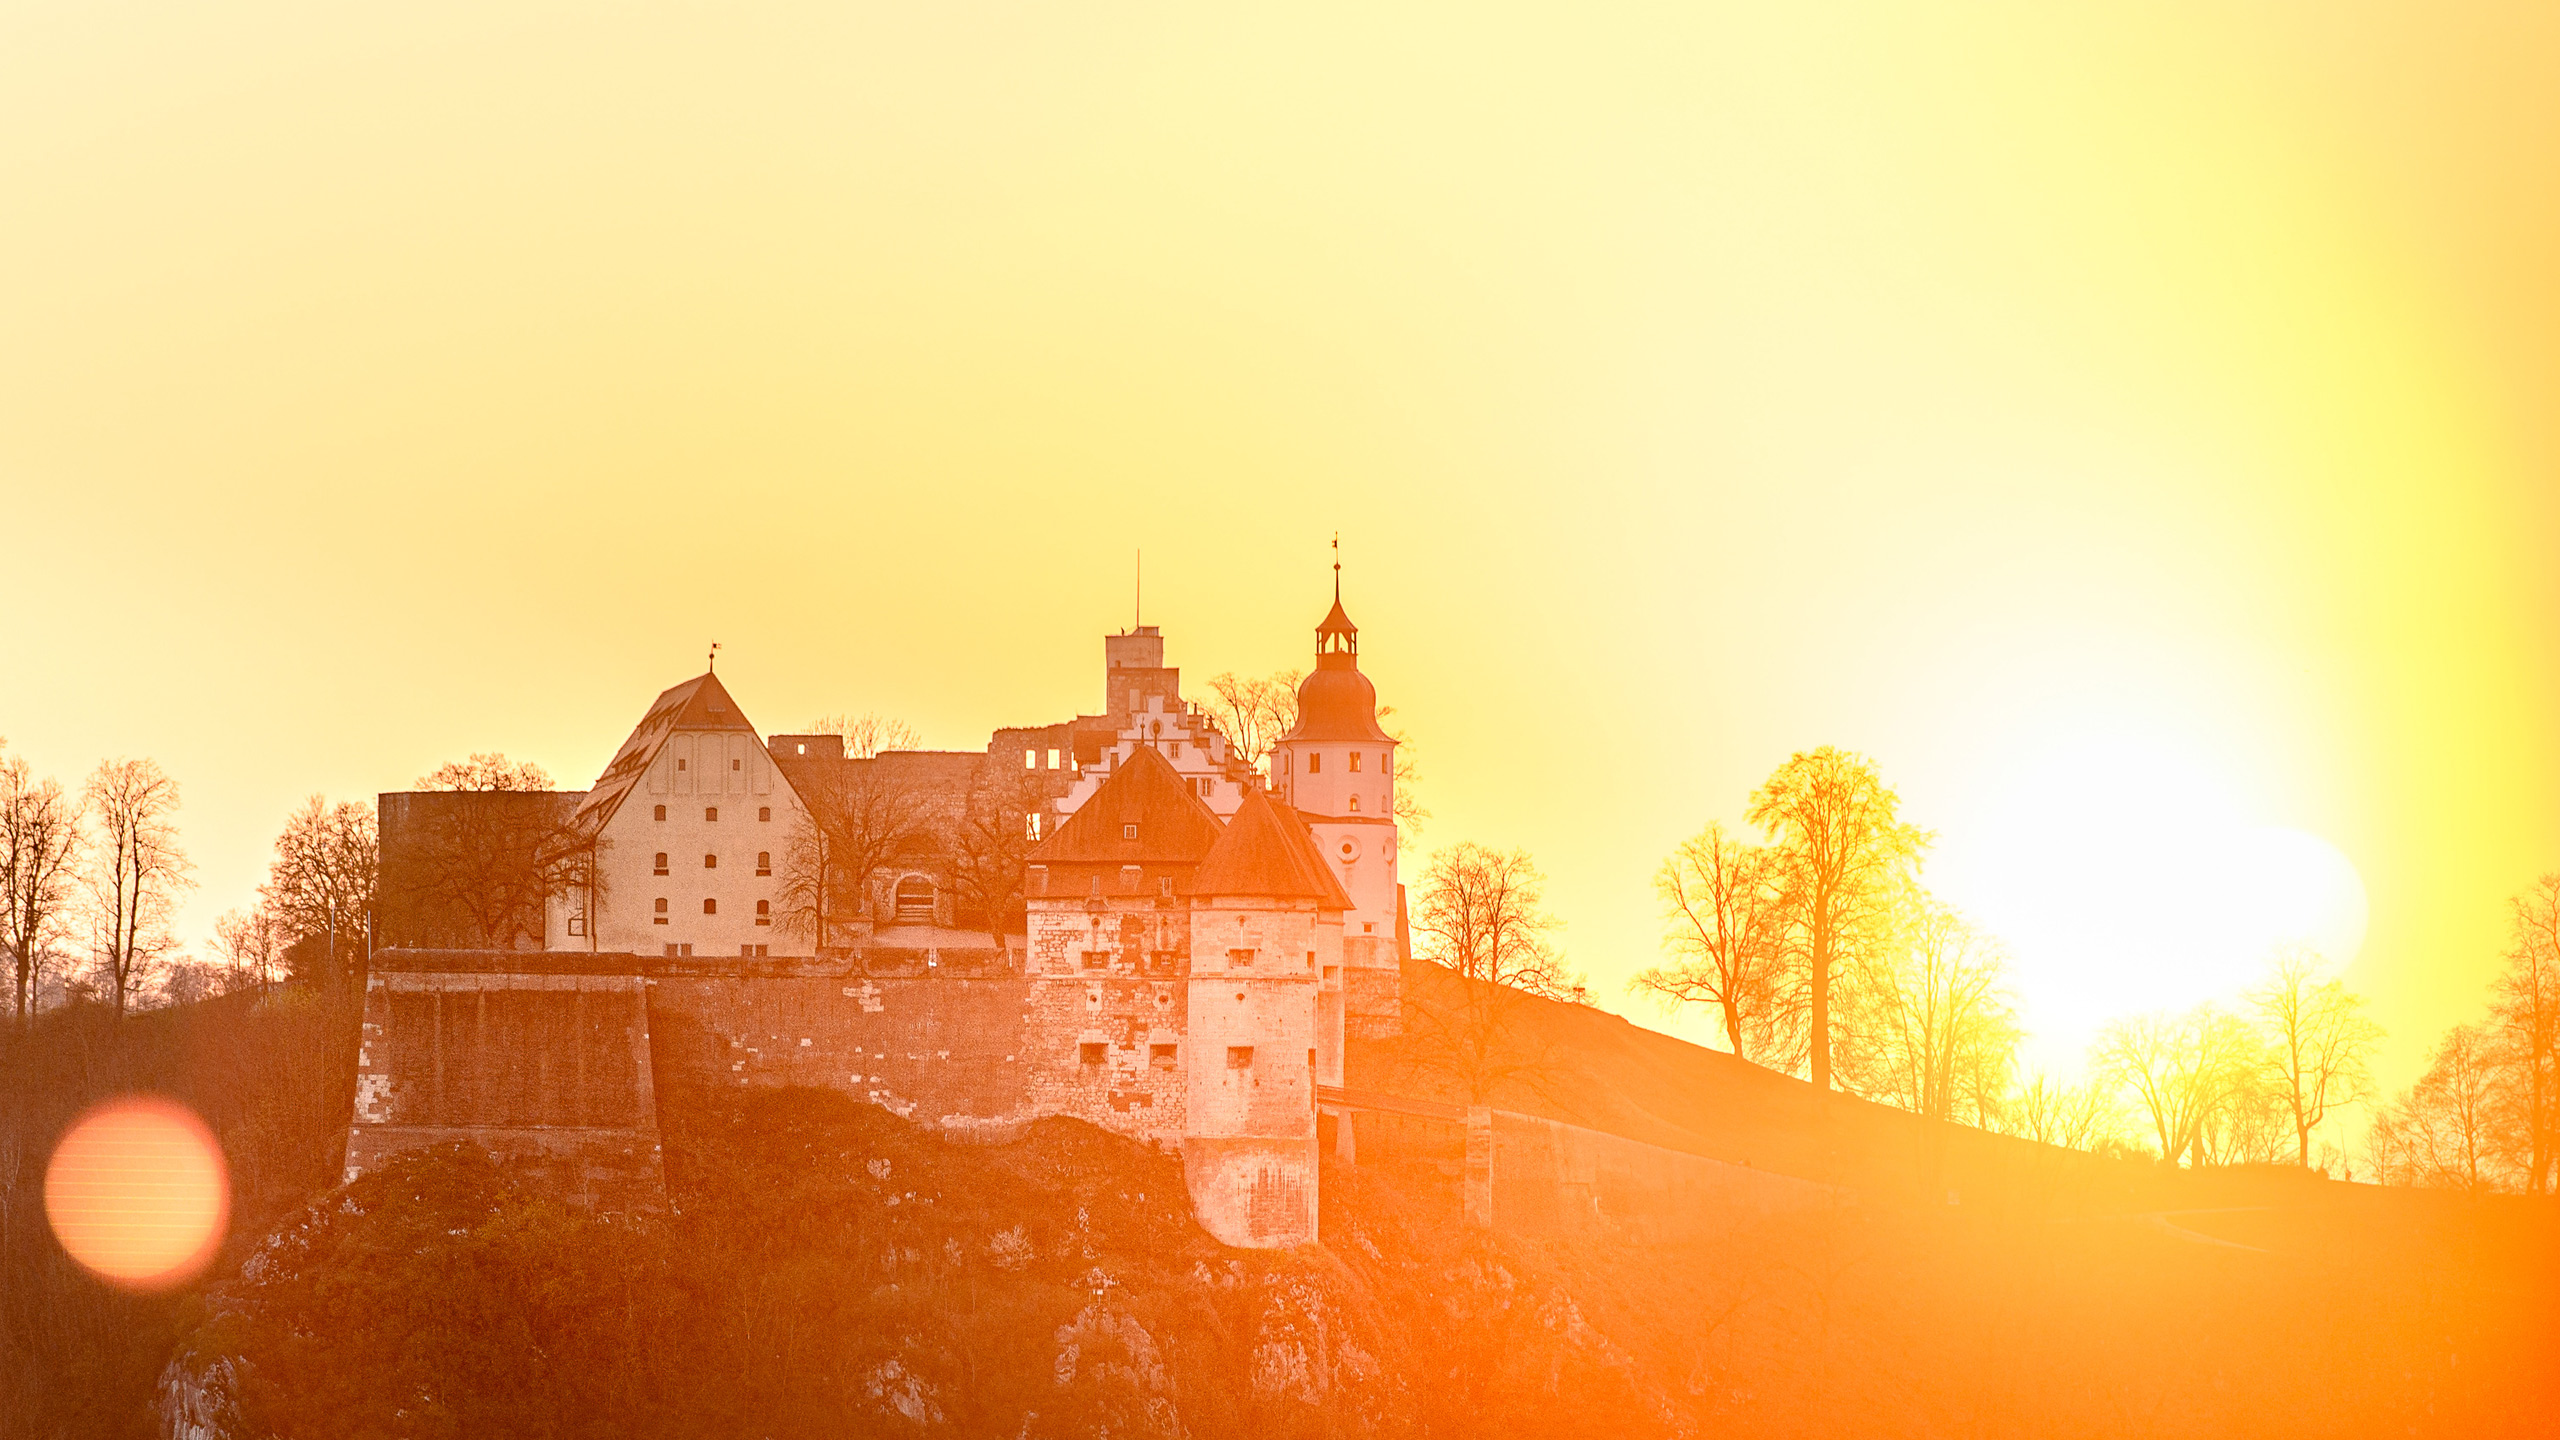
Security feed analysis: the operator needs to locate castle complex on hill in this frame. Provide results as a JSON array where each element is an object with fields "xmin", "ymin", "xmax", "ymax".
[{"xmin": 351, "ymin": 582, "xmax": 1409, "ymax": 1247}]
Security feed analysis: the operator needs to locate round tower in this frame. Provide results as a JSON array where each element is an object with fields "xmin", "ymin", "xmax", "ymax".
[{"xmin": 1271, "ymin": 566, "xmax": 1403, "ymax": 1037}]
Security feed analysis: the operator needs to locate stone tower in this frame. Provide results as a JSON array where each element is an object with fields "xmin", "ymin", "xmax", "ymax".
[{"xmin": 1271, "ymin": 575, "xmax": 1404, "ymax": 1038}]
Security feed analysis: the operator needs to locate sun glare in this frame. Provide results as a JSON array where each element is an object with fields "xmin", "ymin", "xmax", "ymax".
[
  {"xmin": 1932, "ymin": 731, "xmax": 2370, "ymax": 1067},
  {"xmin": 44, "ymin": 1096, "xmax": 231, "ymax": 1292}
]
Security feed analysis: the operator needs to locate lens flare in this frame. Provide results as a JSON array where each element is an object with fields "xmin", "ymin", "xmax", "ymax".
[{"xmin": 43, "ymin": 1096, "xmax": 231, "ymax": 1291}]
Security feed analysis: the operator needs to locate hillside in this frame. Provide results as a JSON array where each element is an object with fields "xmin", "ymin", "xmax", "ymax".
[{"xmin": 6, "ymin": 975, "xmax": 2557, "ymax": 1438}]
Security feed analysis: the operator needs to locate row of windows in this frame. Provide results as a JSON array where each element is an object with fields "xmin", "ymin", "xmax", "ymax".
[
  {"xmin": 652, "ymin": 805, "xmax": 772, "ymax": 822},
  {"xmin": 1022, "ymin": 748, "xmax": 1063, "ymax": 770},
  {"xmin": 653, "ymin": 851, "xmax": 771, "ymax": 875},
  {"xmin": 671, "ymin": 755, "xmax": 749, "ymax": 774},
  {"xmin": 1071, "ymin": 1043, "xmax": 1319, "ymax": 1071},
  {"xmin": 661, "ymin": 943, "xmax": 770, "ymax": 958},
  {"xmin": 652, "ymin": 897, "xmax": 773, "ymax": 923},
  {"xmin": 1301, "ymin": 751, "xmax": 1390, "ymax": 775}
]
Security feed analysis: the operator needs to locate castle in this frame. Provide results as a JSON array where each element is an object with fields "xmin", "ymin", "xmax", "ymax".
[{"xmin": 350, "ymin": 583, "xmax": 1407, "ymax": 1247}]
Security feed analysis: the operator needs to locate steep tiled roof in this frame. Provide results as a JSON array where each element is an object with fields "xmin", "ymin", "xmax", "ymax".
[
  {"xmin": 1186, "ymin": 787, "xmax": 1354, "ymax": 906},
  {"xmin": 573, "ymin": 672, "xmax": 760, "ymax": 833},
  {"xmin": 1027, "ymin": 744, "xmax": 1221, "ymax": 866}
]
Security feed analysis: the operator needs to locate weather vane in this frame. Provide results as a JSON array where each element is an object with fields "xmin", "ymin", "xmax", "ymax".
[
  {"xmin": 1332, "ymin": 532, "xmax": 1341, "ymax": 599},
  {"xmin": 708, "ymin": 641, "xmax": 720, "ymax": 673}
]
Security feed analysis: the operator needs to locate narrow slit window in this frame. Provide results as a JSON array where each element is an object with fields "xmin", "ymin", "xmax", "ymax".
[{"xmin": 654, "ymin": 805, "xmax": 667, "ymax": 822}]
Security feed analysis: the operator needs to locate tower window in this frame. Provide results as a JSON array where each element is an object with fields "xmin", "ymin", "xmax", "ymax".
[
  {"xmin": 704, "ymin": 807, "xmax": 719, "ymax": 822},
  {"xmin": 1307, "ymin": 752, "xmax": 1321, "ymax": 774},
  {"xmin": 654, "ymin": 853, "xmax": 669, "ymax": 875},
  {"xmin": 1048, "ymin": 748, "xmax": 1060, "ymax": 769},
  {"xmin": 756, "ymin": 851, "xmax": 771, "ymax": 875},
  {"xmin": 1024, "ymin": 748, "xmax": 1038, "ymax": 769},
  {"xmin": 755, "ymin": 899, "xmax": 771, "ymax": 925},
  {"xmin": 731, "ymin": 758, "xmax": 741, "ymax": 771},
  {"xmin": 704, "ymin": 853, "xmax": 718, "ymax": 869},
  {"xmin": 654, "ymin": 805, "xmax": 667, "ymax": 822},
  {"xmin": 1348, "ymin": 752, "xmax": 1361, "ymax": 772},
  {"xmin": 1227, "ymin": 1046, "xmax": 1253, "ymax": 1069},
  {"xmin": 676, "ymin": 758, "xmax": 687, "ymax": 772},
  {"xmin": 653, "ymin": 898, "xmax": 668, "ymax": 924},
  {"xmin": 1347, "ymin": 795, "xmax": 1360, "ymax": 812},
  {"xmin": 703, "ymin": 898, "xmax": 718, "ymax": 915},
  {"xmin": 758, "ymin": 806, "xmax": 771, "ymax": 822}
]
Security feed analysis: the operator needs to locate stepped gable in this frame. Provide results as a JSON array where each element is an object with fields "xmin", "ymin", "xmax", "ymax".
[
  {"xmin": 1027, "ymin": 743, "xmax": 1221, "ymax": 868},
  {"xmin": 1187, "ymin": 787, "xmax": 1354, "ymax": 908},
  {"xmin": 572, "ymin": 671, "xmax": 758, "ymax": 833}
]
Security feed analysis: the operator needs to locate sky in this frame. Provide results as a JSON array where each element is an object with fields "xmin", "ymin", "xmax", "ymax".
[{"xmin": 3, "ymin": 1, "xmax": 2555, "ymax": 1098}]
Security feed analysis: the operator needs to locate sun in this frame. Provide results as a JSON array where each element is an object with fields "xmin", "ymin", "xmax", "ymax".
[{"xmin": 1929, "ymin": 729, "xmax": 2369, "ymax": 1068}]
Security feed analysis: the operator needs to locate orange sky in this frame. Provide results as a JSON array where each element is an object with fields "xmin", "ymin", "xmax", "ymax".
[{"xmin": 3, "ymin": 1, "xmax": 2554, "ymax": 1097}]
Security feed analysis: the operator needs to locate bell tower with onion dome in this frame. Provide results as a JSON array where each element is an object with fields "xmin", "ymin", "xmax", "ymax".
[{"xmin": 1270, "ymin": 550, "xmax": 1404, "ymax": 1037}]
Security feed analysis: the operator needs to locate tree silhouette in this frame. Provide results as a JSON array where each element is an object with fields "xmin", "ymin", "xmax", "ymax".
[
  {"xmin": 2248, "ymin": 947, "xmax": 2382, "ymax": 1169},
  {"xmin": 1746, "ymin": 747, "xmax": 1929, "ymax": 1092},
  {"xmin": 1632, "ymin": 822, "xmax": 1795, "ymax": 1066}
]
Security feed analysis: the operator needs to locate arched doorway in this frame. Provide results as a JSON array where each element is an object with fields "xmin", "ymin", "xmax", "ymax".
[{"xmin": 892, "ymin": 874, "xmax": 936, "ymax": 926}]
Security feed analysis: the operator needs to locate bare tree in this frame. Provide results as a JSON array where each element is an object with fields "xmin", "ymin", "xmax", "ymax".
[
  {"xmin": 2370, "ymin": 1023, "xmax": 2513, "ymax": 1192},
  {"xmin": 385, "ymin": 754, "xmax": 588, "ymax": 949},
  {"xmin": 2490, "ymin": 872, "xmax": 2560, "ymax": 1195},
  {"xmin": 949, "ymin": 764, "xmax": 1041, "ymax": 948},
  {"xmin": 81, "ymin": 758, "xmax": 194, "ymax": 1016},
  {"xmin": 1, "ymin": 750, "xmax": 84, "ymax": 1024},
  {"xmin": 2248, "ymin": 946, "xmax": 2384, "ymax": 1169},
  {"xmin": 421, "ymin": 752, "xmax": 552, "ymax": 791},
  {"xmin": 212, "ymin": 905, "xmax": 290, "ymax": 993},
  {"xmin": 260, "ymin": 796, "xmax": 378, "ymax": 990},
  {"xmin": 810, "ymin": 712, "xmax": 924, "ymax": 760},
  {"xmin": 1198, "ymin": 671, "xmax": 1302, "ymax": 775},
  {"xmin": 1747, "ymin": 747, "xmax": 1930, "ymax": 1092},
  {"xmin": 1999, "ymin": 1072, "xmax": 2127, "ymax": 1152},
  {"xmin": 2098, "ymin": 1004, "xmax": 2260, "ymax": 1165},
  {"xmin": 777, "ymin": 763, "xmax": 934, "ymax": 948},
  {"xmin": 1406, "ymin": 842, "xmax": 1583, "ymax": 1104},
  {"xmin": 1632, "ymin": 822, "xmax": 1796, "ymax": 1066},
  {"xmin": 1843, "ymin": 898, "xmax": 2019, "ymax": 1125}
]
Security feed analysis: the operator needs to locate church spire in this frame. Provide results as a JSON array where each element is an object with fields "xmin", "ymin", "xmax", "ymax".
[{"xmin": 1316, "ymin": 538, "xmax": 1358, "ymax": 663}]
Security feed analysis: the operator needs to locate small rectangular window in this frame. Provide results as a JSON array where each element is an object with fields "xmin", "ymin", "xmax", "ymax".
[
  {"xmin": 654, "ymin": 853, "xmax": 669, "ymax": 875},
  {"xmin": 1081, "ymin": 949, "xmax": 1108, "ymax": 971},
  {"xmin": 1028, "ymin": 865, "xmax": 1048, "ymax": 896},
  {"xmin": 1348, "ymin": 752, "xmax": 1361, "ymax": 772},
  {"xmin": 654, "ymin": 897, "xmax": 668, "ymax": 913},
  {"xmin": 1047, "ymin": 748, "xmax": 1061, "ymax": 770},
  {"xmin": 1171, "ymin": 741, "xmax": 1182, "ymax": 757},
  {"xmin": 1080, "ymin": 1042, "xmax": 1107, "ymax": 1065},
  {"xmin": 758, "ymin": 806, "xmax": 771, "ymax": 822},
  {"xmin": 1122, "ymin": 822, "xmax": 1138, "ymax": 840},
  {"xmin": 703, "ymin": 898, "xmax": 718, "ymax": 915},
  {"xmin": 705, "ymin": 807, "xmax": 719, "ymax": 822},
  {"xmin": 1120, "ymin": 864, "xmax": 1142, "ymax": 892},
  {"xmin": 679, "ymin": 943, "xmax": 693, "ymax": 957},
  {"xmin": 1227, "ymin": 1046, "xmax": 1253, "ymax": 1069},
  {"xmin": 1025, "ymin": 812, "xmax": 1043, "ymax": 841},
  {"xmin": 755, "ymin": 900, "xmax": 771, "ymax": 925},
  {"xmin": 756, "ymin": 851, "xmax": 771, "ymax": 875},
  {"xmin": 1308, "ymin": 752, "xmax": 1321, "ymax": 773},
  {"xmin": 1309, "ymin": 1048, "xmax": 1317, "ymax": 1069},
  {"xmin": 665, "ymin": 943, "xmax": 680, "ymax": 957},
  {"xmin": 1024, "ymin": 749, "xmax": 1038, "ymax": 769},
  {"xmin": 567, "ymin": 915, "xmax": 585, "ymax": 936},
  {"xmin": 731, "ymin": 758, "xmax": 741, "ymax": 771},
  {"xmin": 704, "ymin": 853, "xmax": 718, "ymax": 869},
  {"xmin": 1196, "ymin": 778, "xmax": 1212, "ymax": 798},
  {"xmin": 1158, "ymin": 877, "xmax": 1173, "ymax": 898},
  {"xmin": 676, "ymin": 757, "xmax": 687, "ymax": 772},
  {"xmin": 654, "ymin": 805, "xmax": 667, "ymax": 821},
  {"xmin": 1229, "ymin": 947, "xmax": 1256, "ymax": 967},
  {"xmin": 1150, "ymin": 1043, "xmax": 1177, "ymax": 1066}
]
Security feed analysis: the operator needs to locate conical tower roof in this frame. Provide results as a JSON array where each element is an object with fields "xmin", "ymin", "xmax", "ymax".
[{"xmin": 1187, "ymin": 787, "xmax": 1355, "ymax": 906}]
